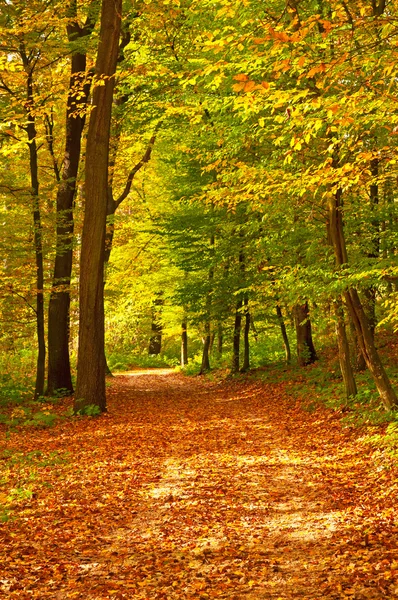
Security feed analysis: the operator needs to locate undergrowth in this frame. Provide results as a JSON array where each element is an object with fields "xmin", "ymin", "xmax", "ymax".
[{"xmin": 0, "ymin": 449, "xmax": 69, "ymax": 522}]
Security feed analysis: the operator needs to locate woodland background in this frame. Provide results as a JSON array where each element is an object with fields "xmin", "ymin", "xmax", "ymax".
[{"xmin": 1, "ymin": 0, "xmax": 398, "ymax": 418}]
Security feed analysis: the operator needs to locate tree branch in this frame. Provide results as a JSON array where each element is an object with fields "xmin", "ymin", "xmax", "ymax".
[{"xmin": 114, "ymin": 122, "xmax": 162, "ymax": 210}]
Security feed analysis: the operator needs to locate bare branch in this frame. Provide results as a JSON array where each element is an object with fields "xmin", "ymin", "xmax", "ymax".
[{"xmin": 114, "ymin": 122, "xmax": 163, "ymax": 210}]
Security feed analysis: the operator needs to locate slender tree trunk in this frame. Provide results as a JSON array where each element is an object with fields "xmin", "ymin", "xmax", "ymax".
[
  {"xmin": 148, "ymin": 295, "xmax": 163, "ymax": 355},
  {"xmin": 362, "ymin": 155, "xmax": 380, "ymax": 338},
  {"xmin": 326, "ymin": 190, "xmax": 357, "ymax": 395},
  {"xmin": 47, "ymin": 17, "xmax": 93, "ymax": 396},
  {"xmin": 232, "ymin": 298, "xmax": 242, "ymax": 373},
  {"xmin": 294, "ymin": 302, "xmax": 317, "ymax": 366},
  {"xmin": 328, "ymin": 187, "xmax": 397, "ymax": 410},
  {"xmin": 148, "ymin": 298, "xmax": 163, "ymax": 355},
  {"xmin": 200, "ymin": 323, "xmax": 211, "ymax": 373},
  {"xmin": 241, "ymin": 295, "xmax": 250, "ymax": 372},
  {"xmin": 21, "ymin": 51, "xmax": 45, "ymax": 399},
  {"xmin": 74, "ymin": 0, "xmax": 122, "ymax": 413},
  {"xmin": 334, "ymin": 300, "xmax": 357, "ymax": 399},
  {"xmin": 276, "ymin": 304, "xmax": 291, "ymax": 364},
  {"xmin": 217, "ymin": 323, "xmax": 223, "ymax": 357},
  {"xmin": 181, "ymin": 320, "xmax": 188, "ymax": 366},
  {"xmin": 200, "ymin": 233, "xmax": 214, "ymax": 374}
]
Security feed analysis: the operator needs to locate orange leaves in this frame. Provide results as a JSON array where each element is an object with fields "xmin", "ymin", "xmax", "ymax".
[
  {"xmin": 233, "ymin": 73, "xmax": 248, "ymax": 82},
  {"xmin": 306, "ymin": 62, "xmax": 327, "ymax": 79},
  {"xmin": 1, "ymin": 371, "xmax": 397, "ymax": 598},
  {"xmin": 232, "ymin": 74, "xmax": 264, "ymax": 94}
]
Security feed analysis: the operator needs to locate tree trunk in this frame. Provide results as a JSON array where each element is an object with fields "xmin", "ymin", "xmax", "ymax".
[
  {"xmin": 232, "ymin": 298, "xmax": 242, "ymax": 373},
  {"xmin": 74, "ymin": 0, "xmax": 122, "ymax": 413},
  {"xmin": 328, "ymin": 187, "xmax": 397, "ymax": 410},
  {"xmin": 351, "ymin": 322, "xmax": 367, "ymax": 372},
  {"xmin": 217, "ymin": 324, "xmax": 223, "ymax": 357},
  {"xmin": 200, "ymin": 322, "xmax": 211, "ymax": 374},
  {"xmin": 276, "ymin": 304, "xmax": 291, "ymax": 364},
  {"xmin": 334, "ymin": 300, "xmax": 357, "ymax": 399},
  {"xmin": 148, "ymin": 296, "xmax": 163, "ymax": 355},
  {"xmin": 21, "ymin": 51, "xmax": 45, "ymax": 399},
  {"xmin": 200, "ymin": 232, "xmax": 214, "ymax": 374},
  {"xmin": 47, "ymin": 17, "xmax": 93, "ymax": 396},
  {"xmin": 181, "ymin": 320, "xmax": 188, "ymax": 366},
  {"xmin": 294, "ymin": 302, "xmax": 317, "ymax": 366},
  {"xmin": 240, "ymin": 296, "xmax": 250, "ymax": 372},
  {"xmin": 209, "ymin": 332, "xmax": 216, "ymax": 354}
]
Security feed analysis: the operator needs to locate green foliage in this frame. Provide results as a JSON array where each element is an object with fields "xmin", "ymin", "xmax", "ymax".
[
  {"xmin": 0, "ymin": 405, "xmax": 58, "ymax": 429},
  {"xmin": 364, "ymin": 421, "xmax": 398, "ymax": 461},
  {"xmin": 179, "ymin": 353, "xmax": 205, "ymax": 376},
  {"xmin": 0, "ymin": 449, "xmax": 69, "ymax": 522},
  {"xmin": 75, "ymin": 404, "xmax": 102, "ymax": 417},
  {"xmin": 107, "ymin": 351, "xmax": 179, "ymax": 371},
  {"xmin": 1, "ymin": 449, "xmax": 68, "ymax": 467},
  {"xmin": 0, "ymin": 354, "xmax": 35, "ymax": 407}
]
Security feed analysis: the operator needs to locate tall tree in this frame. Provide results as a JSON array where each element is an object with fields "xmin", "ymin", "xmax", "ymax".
[
  {"xmin": 47, "ymin": 3, "xmax": 95, "ymax": 396},
  {"xmin": 74, "ymin": 0, "xmax": 122, "ymax": 413}
]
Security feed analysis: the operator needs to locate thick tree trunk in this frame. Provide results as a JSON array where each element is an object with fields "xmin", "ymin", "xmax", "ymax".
[
  {"xmin": 294, "ymin": 302, "xmax": 317, "ymax": 366},
  {"xmin": 241, "ymin": 295, "xmax": 250, "ymax": 372},
  {"xmin": 328, "ymin": 188, "xmax": 397, "ymax": 410},
  {"xmin": 74, "ymin": 0, "xmax": 122, "ymax": 413},
  {"xmin": 276, "ymin": 304, "xmax": 291, "ymax": 364},
  {"xmin": 232, "ymin": 298, "xmax": 242, "ymax": 373},
  {"xmin": 334, "ymin": 300, "xmax": 357, "ymax": 399},
  {"xmin": 181, "ymin": 320, "xmax": 188, "ymax": 366},
  {"xmin": 47, "ymin": 19, "xmax": 92, "ymax": 396},
  {"xmin": 351, "ymin": 322, "xmax": 367, "ymax": 372}
]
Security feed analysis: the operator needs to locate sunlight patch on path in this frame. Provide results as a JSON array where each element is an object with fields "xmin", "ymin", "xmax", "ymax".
[{"xmin": 115, "ymin": 368, "xmax": 175, "ymax": 377}]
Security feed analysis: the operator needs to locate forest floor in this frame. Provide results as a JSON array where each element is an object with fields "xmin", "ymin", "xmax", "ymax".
[{"xmin": 0, "ymin": 369, "xmax": 397, "ymax": 599}]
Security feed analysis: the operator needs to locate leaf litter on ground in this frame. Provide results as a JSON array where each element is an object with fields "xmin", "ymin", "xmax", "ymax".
[{"xmin": 0, "ymin": 369, "xmax": 397, "ymax": 599}]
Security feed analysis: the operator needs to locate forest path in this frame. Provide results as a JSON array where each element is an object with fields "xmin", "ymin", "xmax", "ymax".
[{"xmin": 1, "ymin": 370, "xmax": 397, "ymax": 599}]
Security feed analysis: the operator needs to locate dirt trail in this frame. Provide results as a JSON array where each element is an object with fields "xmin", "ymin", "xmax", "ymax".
[{"xmin": 0, "ymin": 371, "xmax": 397, "ymax": 599}]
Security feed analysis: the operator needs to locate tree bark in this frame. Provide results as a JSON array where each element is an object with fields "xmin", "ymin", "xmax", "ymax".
[
  {"xmin": 351, "ymin": 322, "xmax": 367, "ymax": 372},
  {"xmin": 334, "ymin": 300, "xmax": 357, "ymax": 399},
  {"xmin": 74, "ymin": 0, "xmax": 122, "ymax": 413},
  {"xmin": 276, "ymin": 304, "xmax": 291, "ymax": 364},
  {"xmin": 200, "ymin": 322, "xmax": 211, "ymax": 374},
  {"xmin": 328, "ymin": 187, "xmax": 397, "ymax": 410},
  {"xmin": 200, "ymin": 233, "xmax": 214, "ymax": 374},
  {"xmin": 294, "ymin": 302, "xmax": 317, "ymax": 366},
  {"xmin": 241, "ymin": 295, "xmax": 250, "ymax": 372},
  {"xmin": 217, "ymin": 323, "xmax": 223, "ymax": 357},
  {"xmin": 47, "ymin": 14, "xmax": 93, "ymax": 396},
  {"xmin": 148, "ymin": 297, "xmax": 163, "ymax": 355},
  {"xmin": 21, "ymin": 47, "xmax": 45, "ymax": 399},
  {"xmin": 181, "ymin": 320, "xmax": 188, "ymax": 366},
  {"xmin": 232, "ymin": 298, "xmax": 242, "ymax": 373}
]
